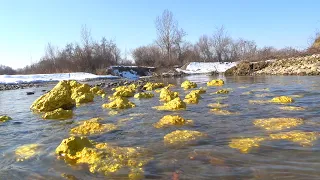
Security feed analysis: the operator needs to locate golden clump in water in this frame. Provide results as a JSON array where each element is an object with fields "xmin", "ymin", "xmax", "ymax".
[
  {"xmin": 102, "ymin": 96, "xmax": 136, "ymax": 109},
  {"xmin": 270, "ymin": 96, "xmax": 294, "ymax": 103},
  {"xmin": 143, "ymin": 82, "xmax": 165, "ymax": 91},
  {"xmin": 108, "ymin": 110, "xmax": 119, "ymax": 116},
  {"xmin": 208, "ymin": 102, "xmax": 228, "ymax": 108},
  {"xmin": 279, "ymin": 106, "xmax": 305, "ymax": 111},
  {"xmin": 90, "ymin": 86, "xmax": 106, "ymax": 97},
  {"xmin": 164, "ymin": 130, "xmax": 206, "ymax": 145},
  {"xmin": 159, "ymin": 88, "xmax": 179, "ymax": 102},
  {"xmin": 154, "ymin": 97, "xmax": 186, "ymax": 111},
  {"xmin": 15, "ymin": 144, "xmax": 40, "ymax": 161},
  {"xmin": 253, "ymin": 117, "xmax": 304, "ymax": 131},
  {"xmin": 210, "ymin": 108, "xmax": 239, "ymax": 115},
  {"xmin": 229, "ymin": 137, "xmax": 265, "ymax": 153},
  {"xmin": 31, "ymin": 80, "xmax": 107, "ymax": 112},
  {"xmin": 153, "ymin": 115, "xmax": 193, "ymax": 128},
  {"xmin": 70, "ymin": 118, "xmax": 117, "ymax": 135},
  {"xmin": 0, "ymin": 115, "xmax": 12, "ymax": 122},
  {"xmin": 134, "ymin": 92, "xmax": 154, "ymax": 99},
  {"xmin": 112, "ymin": 84, "xmax": 137, "ymax": 97},
  {"xmin": 42, "ymin": 108, "xmax": 73, "ymax": 120},
  {"xmin": 55, "ymin": 136, "xmax": 150, "ymax": 179},
  {"xmin": 181, "ymin": 80, "xmax": 197, "ymax": 89},
  {"xmin": 214, "ymin": 89, "xmax": 230, "ymax": 94},
  {"xmin": 269, "ymin": 131, "xmax": 319, "ymax": 147},
  {"xmin": 183, "ymin": 90, "xmax": 201, "ymax": 104},
  {"xmin": 207, "ymin": 79, "xmax": 224, "ymax": 86},
  {"xmin": 212, "ymin": 96, "xmax": 228, "ymax": 100}
]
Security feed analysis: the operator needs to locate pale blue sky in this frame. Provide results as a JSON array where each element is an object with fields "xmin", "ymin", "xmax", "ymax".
[{"xmin": 0, "ymin": 0, "xmax": 319, "ymax": 68}]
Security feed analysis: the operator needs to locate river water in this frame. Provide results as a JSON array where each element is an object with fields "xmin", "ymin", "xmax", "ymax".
[{"xmin": 0, "ymin": 75, "xmax": 319, "ymax": 180}]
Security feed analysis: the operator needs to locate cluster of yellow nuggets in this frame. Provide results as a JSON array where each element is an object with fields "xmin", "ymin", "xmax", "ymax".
[
  {"xmin": 25, "ymin": 78, "xmax": 319, "ymax": 178},
  {"xmin": 30, "ymin": 80, "xmax": 106, "ymax": 119}
]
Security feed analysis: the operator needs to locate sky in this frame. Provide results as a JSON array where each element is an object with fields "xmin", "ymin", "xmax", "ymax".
[{"xmin": 0, "ymin": 0, "xmax": 319, "ymax": 69}]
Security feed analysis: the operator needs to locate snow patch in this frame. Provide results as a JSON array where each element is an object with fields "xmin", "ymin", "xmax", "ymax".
[
  {"xmin": 0, "ymin": 72, "xmax": 119, "ymax": 84},
  {"xmin": 176, "ymin": 62, "xmax": 238, "ymax": 74}
]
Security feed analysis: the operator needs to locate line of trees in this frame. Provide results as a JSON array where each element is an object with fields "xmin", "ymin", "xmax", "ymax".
[{"xmin": 1, "ymin": 10, "xmax": 319, "ymax": 75}]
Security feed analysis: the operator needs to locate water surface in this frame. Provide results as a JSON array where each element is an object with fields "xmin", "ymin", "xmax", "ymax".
[{"xmin": 0, "ymin": 75, "xmax": 319, "ymax": 180}]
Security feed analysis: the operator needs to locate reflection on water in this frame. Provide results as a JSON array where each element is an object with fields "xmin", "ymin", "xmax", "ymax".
[{"xmin": 0, "ymin": 75, "xmax": 320, "ymax": 180}]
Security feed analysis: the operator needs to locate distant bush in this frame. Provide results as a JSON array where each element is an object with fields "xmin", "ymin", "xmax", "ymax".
[{"xmin": 0, "ymin": 65, "xmax": 16, "ymax": 75}]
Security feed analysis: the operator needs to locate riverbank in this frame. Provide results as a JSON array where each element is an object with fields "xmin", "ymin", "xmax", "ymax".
[{"xmin": 225, "ymin": 54, "xmax": 320, "ymax": 76}]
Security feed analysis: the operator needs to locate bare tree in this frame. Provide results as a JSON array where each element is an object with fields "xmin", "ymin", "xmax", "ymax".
[
  {"xmin": 155, "ymin": 10, "xmax": 185, "ymax": 65},
  {"xmin": 211, "ymin": 26, "xmax": 232, "ymax": 62},
  {"xmin": 197, "ymin": 35, "xmax": 213, "ymax": 62}
]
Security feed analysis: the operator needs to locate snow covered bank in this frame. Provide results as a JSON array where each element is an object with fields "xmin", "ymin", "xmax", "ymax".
[
  {"xmin": 0, "ymin": 72, "xmax": 119, "ymax": 84},
  {"xmin": 176, "ymin": 62, "xmax": 238, "ymax": 74}
]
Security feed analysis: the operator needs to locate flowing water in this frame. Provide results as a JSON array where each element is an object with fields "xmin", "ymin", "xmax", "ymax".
[{"xmin": 0, "ymin": 75, "xmax": 320, "ymax": 180}]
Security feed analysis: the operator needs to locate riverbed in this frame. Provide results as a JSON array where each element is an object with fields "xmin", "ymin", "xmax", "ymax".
[{"xmin": 0, "ymin": 75, "xmax": 319, "ymax": 180}]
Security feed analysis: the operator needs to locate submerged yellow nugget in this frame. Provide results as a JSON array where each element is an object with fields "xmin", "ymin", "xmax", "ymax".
[
  {"xmin": 154, "ymin": 97, "xmax": 186, "ymax": 111},
  {"xmin": 15, "ymin": 144, "xmax": 40, "ymax": 161},
  {"xmin": 164, "ymin": 130, "xmax": 206, "ymax": 145},
  {"xmin": 208, "ymin": 103, "xmax": 228, "ymax": 108},
  {"xmin": 42, "ymin": 108, "xmax": 73, "ymax": 120},
  {"xmin": 270, "ymin": 96, "xmax": 294, "ymax": 103},
  {"xmin": 143, "ymin": 82, "xmax": 165, "ymax": 91},
  {"xmin": 154, "ymin": 115, "xmax": 193, "ymax": 128},
  {"xmin": 55, "ymin": 136, "xmax": 150, "ymax": 178},
  {"xmin": 102, "ymin": 97, "xmax": 135, "ymax": 109},
  {"xmin": 229, "ymin": 137, "xmax": 265, "ymax": 153},
  {"xmin": 181, "ymin": 80, "xmax": 197, "ymax": 89},
  {"xmin": 159, "ymin": 88, "xmax": 179, "ymax": 102},
  {"xmin": 279, "ymin": 106, "xmax": 305, "ymax": 111},
  {"xmin": 210, "ymin": 108, "xmax": 239, "ymax": 115},
  {"xmin": 214, "ymin": 89, "xmax": 230, "ymax": 94},
  {"xmin": 207, "ymin": 79, "xmax": 224, "ymax": 86},
  {"xmin": 253, "ymin": 117, "xmax": 304, "ymax": 131},
  {"xmin": 70, "ymin": 118, "xmax": 117, "ymax": 135},
  {"xmin": 0, "ymin": 115, "xmax": 12, "ymax": 122},
  {"xmin": 269, "ymin": 131, "xmax": 319, "ymax": 147}
]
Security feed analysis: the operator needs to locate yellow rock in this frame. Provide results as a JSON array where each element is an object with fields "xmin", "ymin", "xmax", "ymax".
[
  {"xmin": 70, "ymin": 118, "xmax": 117, "ymax": 135},
  {"xmin": 184, "ymin": 90, "xmax": 201, "ymax": 104},
  {"xmin": 164, "ymin": 130, "xmax": 206, "ymax": 145},
  {"xmin": 0, "ymin": 115, "xmax": 12, "ymax": 122},
  {"xmin": 90, "ymin": 86, "xmax": 105, "ymax": 96},
  {"xmin": 154, "ymin": 97, "xmax": 186, "ymax": 111},
  {"xmin": 242, "ymin": 91, "xmax": 252, "ymax": 95},
  {"xmin": 181, "ymin": 80, "xmax": 197, "ymax": 89},
  {"xmin": 253, "ymin": 117, "xmax": 304, "ymax": 131},
  {"xmin": 55, "ymin": 136, "xmax": 150, "ymax": 178},
  {"xmin": 153, "ymin": 115, "xmax": 193, "ymax": 128},
  {"xmin": 214, "ymin": 89, "xmax": 230, "ymax": 94},
  {"xmin": 113, "ymin": 89, "xmax": 135, "ymax": 97},
  {"xmin": 208, "ymin": 103, "xmax": 228, "ymax": 108},
  {"xmin": 113, "ymin": 84, "xmax": 137, "ymax": 92},
  {"xmin": 102, "ymin": 97, "xmax": 136, "ymax": 109},
  {"xmin": 143, "ymin": 82, "xmax": 165, "ymax": 91},
  {"xmin": 279, "ymin": 106, "xmax": 305, "ymax": 111},
  {"xmin": 134, "ymin": 92, "xmax": 154, "ymax": 99},
  {"xmin": 229, "ymin": 137, "xmax": 265, "ymax": 153},
  {"xmin": 210, "ymin": 108, "xmax": 239, "ymax": 115},
  {"xmin": 15, "ymin": 144, "xmax": 40, "ymax": 161},
  {"xmin": 108, "ymin": 110, "xmax": 119, "ymax": 116},
  {"xmin": 31, "ymin": 80, "xmax": 101, "ymax": 112},
  {"xmin": 269, "ymin": 131, "xmax": 319, "ymax": 147},
  {"xmin": 270, "ymin": 96, "xmax": 294, "ymax": 103},
  {"xmin": 30, "ymin": 80, "xmax": 74, "ymax": 112},
  {"xmin": 42, "ymin": 108, "xmax": 73, "ymax": 120},
  {"xmin": 159, "ymin": 88, "xmax": 179, "ymax": 102},
  {"xmin": 207, "ymin": 79, "xmax": 224, "ymax": 86}
]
